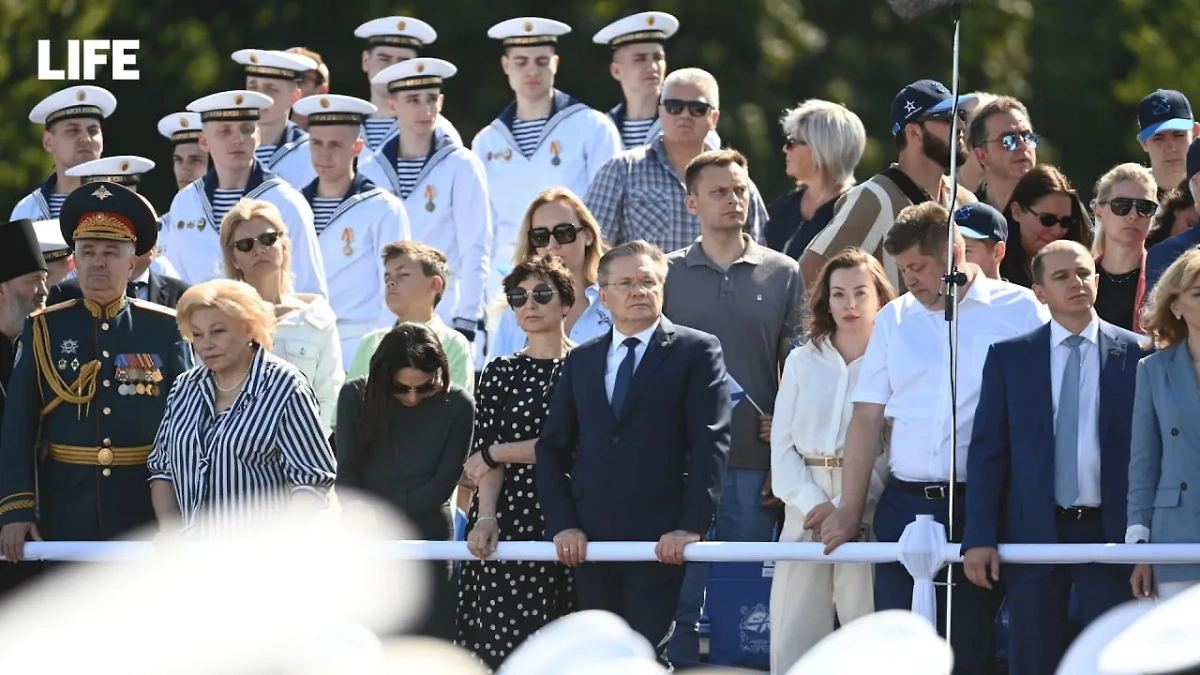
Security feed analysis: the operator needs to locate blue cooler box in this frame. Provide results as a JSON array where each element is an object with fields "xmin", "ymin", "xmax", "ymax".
[{"xmin": 705, "ymin": 560, "xmax": 773, "ymax": 669}]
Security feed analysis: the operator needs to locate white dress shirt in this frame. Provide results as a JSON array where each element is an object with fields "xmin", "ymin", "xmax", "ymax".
[
  {"xmin": 852, "ymin": 274, "xmax": 1049, "ymax": 482},
  {"xmin": 771, "ymin": 341, "xmax": 889, "ymax": 518},
  {"xmin": 1049, "ymin": 317, "xmax": 1102, "ymax": 507},
  {"xmin": 130, "ymin": 269, "xmax": 150, "ymax": 301},
  {"xmin": 604, "ymin": 318, "xmax": 661, "ymax": 403}
]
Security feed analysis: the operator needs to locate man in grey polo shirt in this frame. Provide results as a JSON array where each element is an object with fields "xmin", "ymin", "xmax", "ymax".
[{"xmin": 662, "ymin": 148, "xmax": 805, "ymax": 666}]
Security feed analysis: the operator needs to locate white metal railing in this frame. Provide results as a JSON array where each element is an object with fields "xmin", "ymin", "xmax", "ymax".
[{"xmin": 4, "ymin": 515, "xmax": 1198, "ymax": 626}]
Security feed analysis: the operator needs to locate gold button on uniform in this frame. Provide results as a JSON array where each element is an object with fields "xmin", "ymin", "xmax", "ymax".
[
  {"xmin": 102, "ymin": 379, "xmax": 111, "ymax": 388},
  {"xmin": 102, "ymin": 438, "xmax": 112, "ymax": 447},
  {"xmin": 97, "ymin": 448, "xmax": 114, "ymax": 465},
  {"xmin": 101, "ymin": 322, "xmax": 109, "ymax": 330},
  {"xmin": 102, "ymin": 350, "xmax": 110, "ymax": 358},
  {"xmin": 102, "ymin": 407, "xmax": 111, "ymax": 415},
  {"xmin": 102, "ymin": 469, "xmax": 111, "ymax": 477}
]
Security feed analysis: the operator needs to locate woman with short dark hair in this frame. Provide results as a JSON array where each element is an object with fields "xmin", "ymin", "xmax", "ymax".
[
  {"xmin": 335, "ymin": 322, "xmax": 474, "ymax": 640},
  {"xmin": 457, "ymin": 254, "xmax": 576, "ymax": 669}
]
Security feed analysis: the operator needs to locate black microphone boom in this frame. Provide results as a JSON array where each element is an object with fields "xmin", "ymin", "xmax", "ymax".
[{"xmin": 887, "ymin": 0, "xmax": 974, "ymax": 20}]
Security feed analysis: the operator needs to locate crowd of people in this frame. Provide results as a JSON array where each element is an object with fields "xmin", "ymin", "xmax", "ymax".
[{"xmin": 2, "ymin": 8, "xmax": 1200, "ymax": 675}]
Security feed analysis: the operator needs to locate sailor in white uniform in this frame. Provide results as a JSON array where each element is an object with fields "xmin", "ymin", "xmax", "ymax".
[
  {"xmin": 354, "ymin": 16, "xmax": 463, "ymax": 152},
  {"xmin": 32, "ymin": 218, "xmax": 72, "ymax": 286},
  {"xmin": 63, "ymin": 155, "xmax": 181, "ymax": 279},
  {"xmin": 292, "ymin": 93, "xmax": 413, "ymax": 361},
  {"xmin": 593, "ymin": 12, "xmax": 720, "ymax": 150},
  {"xmin": 161, "ymin": 90, "xmax": 328, "ymax": 295},
  {"xmin": 231, "ymin": 48, "xmax": 319, "ymax": 189},
  {"xmin": 10, "ymin": 85, "xmax": 116, "ymax": 221},
  {"xmin": 360, "ymin": 57, "xmax": 493, "ymax": 347},
  {"xmin": 473, "ymin": 17, "xmax": 622, "ymax": 300},
  {"xmin": 157, "ymin": 112, "xmax": 209, "ymax": 193}
]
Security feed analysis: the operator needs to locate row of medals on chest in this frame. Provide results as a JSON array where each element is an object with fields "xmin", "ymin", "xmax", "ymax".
[{"xmin": 57, "ymin": 340, "xmax": 162, "ymax": 396}]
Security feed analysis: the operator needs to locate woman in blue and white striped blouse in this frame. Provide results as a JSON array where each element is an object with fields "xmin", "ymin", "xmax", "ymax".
[{"xmin": 148, "ymin": 279, "xmax": 337, "ymax": 537}]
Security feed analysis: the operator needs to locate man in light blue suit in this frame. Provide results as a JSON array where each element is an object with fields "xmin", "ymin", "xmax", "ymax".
[{"xmin": 962, "ymin": 239, "xmax": 1150, "ymax": 675}]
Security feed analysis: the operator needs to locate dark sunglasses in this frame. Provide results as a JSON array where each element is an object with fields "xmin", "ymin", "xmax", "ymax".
[
  {"xmin": 393, "ymin": 381, "xmax": 439, "ymax": 396},
  {"xmin": 506, "ymin": 283, "xmax": 556, "ymax": 309},
  {"xmin": 1028, "ymin": 208, "xmax": 1078, "ymax": 229},
  {"xmin": 1105, "ymin": 197, "xmax": 1158, "ymax": 218},
  {"xmin": 919, "ymin": 108, "xmax": 968, "ymax": 124},
  {"xmin": 528, "ymin": 223, "xmax": 582, "ymax": 248},
  {"xmin": 232, "ymin": 231, "xmax": 281, "ymax": 253},
  {"xmin": 661, "ymin": 99, "xmax": 713, "ymax": 117},
  {"xmin": 990, "ymin": 131, "xmax": 1040, "ymax": 152},
  {"xmin": 784, "ymin": 134, "xmax": 808, "ymax": 149}
]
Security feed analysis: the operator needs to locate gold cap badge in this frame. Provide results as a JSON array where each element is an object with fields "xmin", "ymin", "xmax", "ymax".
[
  {"xmin": 647, "ymin": 16, "xmax": 656, "ymax": 26},
  {"xmin": 397, "ymin": 20, "xmax": 407, "ymax": 30},
  {"xmin": 416, "ymin": 63, "xmax": 425, "ymax": 73},
  {"xmin": 179, "ymin": 117, "xmax": 189, "ymax": 128},
  {"xmin": 234, "ymin": 94, "xmax": 244, "ymax": 105},
  {"xmin": 523, "ymin": 21, "xmax": 533, "ymax": 32},
  {"xmin": 249, "ymin": 53, "xmax": 259, "ymax": 64},
  {"xmin": 319, "ymin": 97, "xmax": 330, "ymax": 108},
  {"xmin": 76, "ymin": 90, "xmax": 86, "ymax": 101},
  {"xmin": 119, "ymin": 160, "xmax": 129, "ymax": 171}
]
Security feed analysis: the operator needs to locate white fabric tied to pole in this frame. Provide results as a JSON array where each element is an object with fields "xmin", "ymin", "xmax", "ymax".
[{"xmin": 897, "ymin": 514, "xmax": 948, "ymax": 626}]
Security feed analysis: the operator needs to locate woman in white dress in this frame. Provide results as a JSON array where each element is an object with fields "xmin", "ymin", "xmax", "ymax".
[
  {"xmin": 219, "ymin": 198, "xmax": 343, "ymax": 436},
  {"xmin": 769, "ymin": 248, "xmax": 896, "ymax": 673}
]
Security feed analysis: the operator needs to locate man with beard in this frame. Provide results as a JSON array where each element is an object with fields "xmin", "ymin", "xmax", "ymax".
[
  {"xmin": 800, "ymin": 79, "xmax": 978, "ymax": 292},
  {"xmin": 0, "ymin": 218, "xmax": 47, "ymax": 596}
]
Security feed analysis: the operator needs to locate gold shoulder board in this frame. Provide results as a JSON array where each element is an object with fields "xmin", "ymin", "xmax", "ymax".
[
  {"xmin": 31, "ymin": 297, "xmax": 78, "ymax": 317},
  {"xmin": 130, "ymin": 298, "xmax": 177, "ymax": 317}
]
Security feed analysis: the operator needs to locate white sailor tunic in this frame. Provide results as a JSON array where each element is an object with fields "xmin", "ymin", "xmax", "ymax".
[
  {"xmin": 360, "ymin": 114, "xmax": 463, "ymax": 153},
  {"xmin": 471, "ymin": 90, "xmax": 621, "ymax": 298},
  {"xmin": 259, "ymin": 121, "xmax": 317, "ymax": 190},
  {"xmin": 10, "ymin": 174, "xmax": 67, "ymax": 221},
  {"xmin": 300, "ymin": 172, "xmax": 411, "ymax": 361},
  {"xmin": 359, "ymin": 128, "xmax": 492, "ymax": 335},
  {"xmin": 160, "ymin": 161, "xmax": 329, "ymax": 296}
]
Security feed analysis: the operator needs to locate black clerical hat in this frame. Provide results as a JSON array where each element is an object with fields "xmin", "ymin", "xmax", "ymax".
[{"xmin": 0, "ymin": 219, "xmax": 48, "ymax": 284}]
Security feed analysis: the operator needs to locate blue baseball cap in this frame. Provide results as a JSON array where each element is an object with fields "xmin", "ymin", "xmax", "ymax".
[
  {"xmin": 1137, "ymin": 89, "xmax": 1195, "ymax": 142},
  {"xmin": 953, "ymin": 202, "xmax": 1008, "ymax": 243},
  {"xmin": 890, "ymin": 79, "xmax": 979, "ymax": 136}
]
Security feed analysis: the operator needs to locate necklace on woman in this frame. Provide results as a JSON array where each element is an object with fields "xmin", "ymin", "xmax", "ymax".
[
  {"xmin": 214, "ymin": 363, "xmax": 251, "ymax": 393},
  {"xmin": 1100, "ymin": 267, "xmax": 1139, "ymax": 284}
]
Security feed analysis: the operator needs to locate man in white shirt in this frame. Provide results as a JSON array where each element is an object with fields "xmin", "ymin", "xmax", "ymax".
[
  {"xmin": 961, "ymin": 240, "xmax": 1147, "ymax": 675},
  {"xmin": 820, "ymin": 201, "xmax": 1048, "ymax": 674}
]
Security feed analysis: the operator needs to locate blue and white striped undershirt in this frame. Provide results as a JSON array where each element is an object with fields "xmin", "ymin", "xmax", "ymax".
[
  {"xmin": 511, "ymin": 117, "xmax": 547, "ymax": 158},
  {"xmin": 212, "ymin": 188, "xmax": 243, "ymax": 229},
  {"xmin": 254, "ymin": 145, "xmax": 276, "ymax": 164},
  {"xmin": 620, "ymin": 118, "xmax": 656, "ymax": 149},
  {"xmin": 394, "ymin": 158, "xmax": 426, "ymax": 200},
  {"xmin": 47, "ymin": 193, "xmax": 66, "ymax": 218},
  {"xmin": 311, "ymin": 197, "xmax": 342, "ymax": 234},
  {"xmin": 363, "ymin": 118, "xmax": 396, "ymax": 151}
]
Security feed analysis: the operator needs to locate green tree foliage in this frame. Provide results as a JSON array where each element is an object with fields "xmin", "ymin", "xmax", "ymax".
[{"xmin": 0, "ymin": 0, "xmax": 1184, "ymax": 216}]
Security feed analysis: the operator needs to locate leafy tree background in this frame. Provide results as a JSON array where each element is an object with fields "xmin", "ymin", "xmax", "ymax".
[{"xmin": 0, "ymin": 0, "xmax": 1185, "ymax": 217}]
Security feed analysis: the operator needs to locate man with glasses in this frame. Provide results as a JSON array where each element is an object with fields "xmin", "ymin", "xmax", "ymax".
[
  {"xmin": 474, "ymin": 17, "xmax": 622, "ymax": 307},
  {"xmin": 537, "ymin": 239, "xmax": 732, "ymax": 669},
  {"xmin": 800, "ymin": 78, "xmax": 978, "ymax": 291},
  {"xmin": 586, "ymin": 67, "xmax": 766, "ymax": 254},
  {"xmin": 967, "ymin": 96, "xmax": 1038, "ymax": 212}
]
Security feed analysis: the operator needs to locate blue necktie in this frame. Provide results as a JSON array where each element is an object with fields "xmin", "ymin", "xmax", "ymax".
[
  {"xmin": 610, "ymin": 337, "xmax": 640, "ymax": 414},
  {"xmin": 1055, "ymin": 334, "xmax": 1085, "ymax": 507}
]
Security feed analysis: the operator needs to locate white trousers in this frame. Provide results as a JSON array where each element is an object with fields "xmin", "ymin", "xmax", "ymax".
[{"xmin": 769, "ymin": 468, "xmax": 875, "ymax": 674}]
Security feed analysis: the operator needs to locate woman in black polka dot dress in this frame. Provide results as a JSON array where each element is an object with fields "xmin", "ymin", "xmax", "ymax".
[{"xmin": 456, "ymin": 256, "xmax": 577, "ymax": 670}]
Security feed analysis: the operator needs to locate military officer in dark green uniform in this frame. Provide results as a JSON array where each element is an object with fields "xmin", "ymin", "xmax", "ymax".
[{"xmin": 0, "ymin": 181, "xmax": 193, "ymax": 562}]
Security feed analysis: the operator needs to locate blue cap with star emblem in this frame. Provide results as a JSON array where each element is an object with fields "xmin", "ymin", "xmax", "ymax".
[
  {"xmin": 890, "ymin": 79, "xmax": 979, "ymax": 136},
  {"xmin": 953, "ymin": 202, "xmax": 1008, "ymax": 242},
  {"xmin": 1138, "ymin": 89, "xmax": 1195, "ymax": 142}
]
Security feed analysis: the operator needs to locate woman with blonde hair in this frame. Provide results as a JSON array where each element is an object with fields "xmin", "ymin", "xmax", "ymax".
[
  {"xmin": 148, "ymin": 279, "xmax": 336, "ymax": 538},
  {"xmin": 1090, "ymin": 163, "xmax": 1158, "ymax": 332},
  {"xmin": 1128, "ymin": 249, "xmax": 1200, "ymax": 600},
  {"xmin": 486, "ymin": 187, "xmax": 610, "ymax": 360},
  {"xmin": 769, "ymin": 247, "xmax": 896, "ymax": 672},
  {"xmin": 219, "ymin": 198, "xmax": 343, "ymax": 435}
]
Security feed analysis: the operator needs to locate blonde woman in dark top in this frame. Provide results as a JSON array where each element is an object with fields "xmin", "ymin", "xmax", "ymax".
[{"xmin": 335, "ymin": 322, "xmax": 474, "ymax": 640}]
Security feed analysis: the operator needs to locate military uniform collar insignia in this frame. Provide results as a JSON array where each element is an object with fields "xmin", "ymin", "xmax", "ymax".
[{"xmin": 82, "ymin": 295, "xmax": 128, "ymax": 319}]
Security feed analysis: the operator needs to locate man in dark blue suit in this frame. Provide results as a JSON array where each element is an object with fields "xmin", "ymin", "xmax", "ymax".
[
  {"xmin": 536, "ymin": 239, "xmax": 732, "ymax": 663},
  {"xmin": 963, "ymin": 239, "xmax": 1150, "ymax": 675}
]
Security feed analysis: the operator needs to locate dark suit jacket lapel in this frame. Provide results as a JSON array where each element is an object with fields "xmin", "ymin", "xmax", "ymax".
[
  {"xmin": 146, "ymin": 272, "xmax": 164, "ymax": 305},
  {"xmin": 1097, "ymin": 323, "xmax": 1121, "ymax": 442},
  {"xmin": 617, "ymin": 318, "xmax": 677, "ymax": 424},
  {"xmin": 586, "ymin": 331, "xmax": 616, "ymax": 425},
  {"xmin": 1031, "ymin": 324, "xmax": 1056, "ymax": 475}
]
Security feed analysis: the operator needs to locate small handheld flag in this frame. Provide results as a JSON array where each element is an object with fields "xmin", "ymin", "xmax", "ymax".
[{"xmin": 728, "ymin": 373, "xmax": 764, "ymax": 415}]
